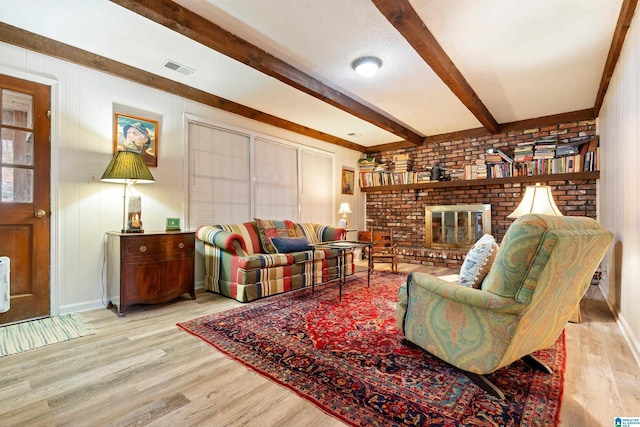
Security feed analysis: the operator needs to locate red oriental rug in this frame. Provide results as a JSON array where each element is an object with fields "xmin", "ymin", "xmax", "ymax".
[{"xmin": 178, "ymin": 272, "xmax": 565, "ymax": 426}]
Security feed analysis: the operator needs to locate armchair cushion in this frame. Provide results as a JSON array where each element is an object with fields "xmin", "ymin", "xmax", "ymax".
[
  {"xmin": 459, "ymin": 234, "xmax": 498, "ymax": 288},
  {"xmin": 254, "ymin": 218, "xmax": 297, "ymax": 253}
]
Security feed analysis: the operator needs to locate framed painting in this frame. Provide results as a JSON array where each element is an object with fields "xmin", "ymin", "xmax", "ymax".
[
  {"xmin": 114, "ymin": 112, "xmax": 159, "ymax": 167},
  {"xmin": 341, "ymin": 167, "xmax": 355, "ymax": 195}
]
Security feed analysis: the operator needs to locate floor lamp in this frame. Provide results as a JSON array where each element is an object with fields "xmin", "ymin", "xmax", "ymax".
[{"xmin": 101, "ymin": 150, "xmax": 155, "ymax": 233}]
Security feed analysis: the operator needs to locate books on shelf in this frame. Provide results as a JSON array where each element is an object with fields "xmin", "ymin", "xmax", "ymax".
[
  {"xmin": 514, "ymin": 142, "xmax": 534, "ymax": 162},
  {"xmin": 358, "ymin": 170, "xmax": 421, "ymax": 187},
  {"xmin": 358, "ymin": 136, "xmax": 599, "ymax": 189},
  {"xmin": 533, "ymin": 138, "xmax": 557, "ymax": 159},
  {"xmin": 393, "ymin": 153, "xmax": 412, "ymax": 172},
  {"xmin": 416, "ymin": 171, "xmax": 431, "ymax": 183}
]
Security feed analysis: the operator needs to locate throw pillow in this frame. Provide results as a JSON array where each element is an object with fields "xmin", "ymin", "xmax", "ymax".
[
  {"xmin": 254, "ymin": 219, "xmax": 297, "ymax": 254},
  {"xmin": 459, "ymin": 234, "xmax": 499, "ymax": 288},
  {"xmin": 270, "ymin": 236, "xmax": 311, "ymax": 253}
]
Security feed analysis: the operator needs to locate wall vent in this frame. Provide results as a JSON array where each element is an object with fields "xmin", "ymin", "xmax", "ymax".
[{"xmin": 163, "ymin": 60, "xmax": 195, "ymax": 76}]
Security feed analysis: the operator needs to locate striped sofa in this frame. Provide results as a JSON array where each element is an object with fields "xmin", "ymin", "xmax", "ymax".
[{"xmin": 196, "ymin": 221, "xmax": 353, "ymax": 302}]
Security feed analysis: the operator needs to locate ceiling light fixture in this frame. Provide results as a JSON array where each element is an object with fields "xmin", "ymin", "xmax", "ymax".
[{"xmin": 352, "ymin": 56, "xmax": 382, "ymax": 77}]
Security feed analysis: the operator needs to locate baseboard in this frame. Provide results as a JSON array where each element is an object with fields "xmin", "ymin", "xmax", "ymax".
[
  {"xmin": 58, "ymin": 282, "xmax": 204, "ymax": 316},
  {"xmin": 59, "ymin": 299, "xmax": 106, "ymax": 315},
  {"xmin": 601, "ymin": 288, "xmax": 640, "ymax": 369}
]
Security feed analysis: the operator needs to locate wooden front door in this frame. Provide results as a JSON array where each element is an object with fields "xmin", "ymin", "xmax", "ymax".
[{"xmin": 0, "ymin": 74, "xmax": 51, "ymax": 325}]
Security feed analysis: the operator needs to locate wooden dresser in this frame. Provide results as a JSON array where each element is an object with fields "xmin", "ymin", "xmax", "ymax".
[{"xmin": 106, "ymin": 231, "xmax": 195, "ymax": 316}]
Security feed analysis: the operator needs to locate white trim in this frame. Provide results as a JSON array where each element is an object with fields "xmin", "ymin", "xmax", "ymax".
[{"xmin": 49, "ymin": 80, "xmax": 61, "ymax": 316}]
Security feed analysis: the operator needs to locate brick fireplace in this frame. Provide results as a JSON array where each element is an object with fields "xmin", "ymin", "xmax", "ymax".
[{"xmin": 364, "ymin": 119, "xmax": 598, "ymax": 269}]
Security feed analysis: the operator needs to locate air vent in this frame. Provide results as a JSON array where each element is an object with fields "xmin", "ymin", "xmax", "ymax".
[{"xmin": 163, "ymin": 60, "xmax": 195, "ymax": 76}]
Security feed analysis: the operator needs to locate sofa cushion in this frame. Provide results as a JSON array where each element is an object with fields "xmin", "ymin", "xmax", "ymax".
[
  {"xmin": 237, "ymin": 252, "xmax": 309, "ymax": 270},
  {"xmin": 254, "ymin": 219, "xmax": 297, "ymax": 253},
  {"xmin": 271, "ymin": 236, "xmax": 311, "ymax": 253},
  {"xmin": 459, "ymin": 234, "xmax": 499, "ymax": 288}
]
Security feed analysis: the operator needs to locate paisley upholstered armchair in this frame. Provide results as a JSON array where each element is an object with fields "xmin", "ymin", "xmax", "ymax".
[{"xmin": 396, "ymin": 214, "xmax": 614, "ymax": 399}]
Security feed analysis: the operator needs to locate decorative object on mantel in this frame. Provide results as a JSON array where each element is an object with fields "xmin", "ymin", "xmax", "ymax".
[
  {"xmin": 337, "ymin": 202, "xmax": 352, "ymax": 228},
  {"xmin": 178, "ymin": 272, "xmax": 566, "ymax": 426},
  {"xmin": 508, "ymin": 183, "xmax": 562, "ymax": 218},
  {"xmin": 101, "ymin": 150, "xmax": 155, "ymax": 233}
]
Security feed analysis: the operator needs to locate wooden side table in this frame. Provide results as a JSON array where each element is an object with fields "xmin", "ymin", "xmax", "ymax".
[{"xmin": 106, "ymin": 231, "xmax": 195, "ymax": 316}]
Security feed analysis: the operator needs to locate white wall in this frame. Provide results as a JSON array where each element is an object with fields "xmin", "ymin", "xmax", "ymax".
[
  {"xmin": 598, "ymin": 12, "xmax": 640, "ymax": 365},
  {"xmin": 0, "ymin": 41, "xmax": 365, "ymax": 315}
]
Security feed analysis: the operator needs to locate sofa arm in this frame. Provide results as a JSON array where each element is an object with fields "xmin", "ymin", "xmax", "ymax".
[
  {"xmin": 196, "ymin": 226, "xmax": 247, "ymax": 256},
  {"xmin": 316, "ymin": 225, "xmax": 346, "ymax": 242}
]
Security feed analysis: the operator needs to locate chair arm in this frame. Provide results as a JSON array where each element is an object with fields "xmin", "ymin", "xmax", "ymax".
[
  {"xmin": 399, "ymin": 272, "xmax": 525, "ymax": 314},
  {"xmin": 196, "ymin": 226, "xmax": 247, "ymax": 255}
]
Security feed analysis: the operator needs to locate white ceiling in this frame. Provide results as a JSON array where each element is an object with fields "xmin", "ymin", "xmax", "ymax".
[{"xmin": 0, "ymin": 0, "xmax": 625, "ymax": 148}]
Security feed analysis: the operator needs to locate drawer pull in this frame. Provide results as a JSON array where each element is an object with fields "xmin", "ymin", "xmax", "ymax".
[
  {"xmin": 178, "ymin": 243, "xmax": 185, "ymax": 249},
  {"xmin": 139, "ymin": 245, "xmax": 147, "ymax": 253}
]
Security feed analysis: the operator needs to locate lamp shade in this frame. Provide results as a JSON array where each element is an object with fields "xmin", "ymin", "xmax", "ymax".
[
  {"xmin": 338, "ymin": 202, "xmax": 352, "ymax": 216},
  {"xmin": 508, "ymin": 184, "xmax": 562, "ymax": 218},
  {"xmin": 101, "ymin": 150, "xmax": 155, "ymax": 184}
]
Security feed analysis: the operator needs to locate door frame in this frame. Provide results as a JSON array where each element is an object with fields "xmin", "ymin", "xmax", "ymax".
[{"xmin": 1, "ymin": 66, "xmax": 60, "ymax": 316}]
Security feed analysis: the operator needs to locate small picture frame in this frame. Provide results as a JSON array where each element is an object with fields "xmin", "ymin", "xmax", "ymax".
[
  {"xmin": 341, "ymin": 167, "xmax": 354, "ymax": 195},
  {"xmin": 114, "ymin": 112, "xmax": 159, "ymax": 167}
]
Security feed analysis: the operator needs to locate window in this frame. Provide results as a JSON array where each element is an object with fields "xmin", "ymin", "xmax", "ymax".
[
  {"xmin": 188, "ymin": 120, "xmax": 333, "ymax": 228},
  {"xmin": 300, "ymin": 149, "xmax": 332, "ymax": 224},
  {"xmin": 188, "ymin": 122, "xmax": 251, "ymax": 226},
  {"xmin": 254, "ymin": 138, "xmax": 297, "ymax": 219}
]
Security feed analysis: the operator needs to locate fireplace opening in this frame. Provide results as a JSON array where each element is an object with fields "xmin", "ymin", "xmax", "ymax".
[{"xmin": 425, "ymin": 204, "xmax": 491, "ymax": 249}]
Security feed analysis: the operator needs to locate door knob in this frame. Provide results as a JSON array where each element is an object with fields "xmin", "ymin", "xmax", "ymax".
[{"xmin": 34, "ymin": 209, "xmax": 47, "ymax": 218}]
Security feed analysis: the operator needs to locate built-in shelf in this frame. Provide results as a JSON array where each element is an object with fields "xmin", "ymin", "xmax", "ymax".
[{"xmin": 360, "ymin": 171, "xmax": 600, "ymax": 192}]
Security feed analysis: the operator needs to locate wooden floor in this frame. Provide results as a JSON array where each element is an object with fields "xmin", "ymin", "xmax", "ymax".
[{"xmin": 1, "ymin": 263, "xmax": 638, "ymax": 426}]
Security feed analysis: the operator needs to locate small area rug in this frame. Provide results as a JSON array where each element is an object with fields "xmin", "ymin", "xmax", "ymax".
[
  {"xmin": 1, "ymin": 313, "xmax": 96, "ymax": 357},
  {"xmin": 178, "ymin": 272, "xmax": 565, "ymax": 426}
]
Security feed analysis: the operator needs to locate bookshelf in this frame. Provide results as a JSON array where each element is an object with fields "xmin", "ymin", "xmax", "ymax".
[{"xmin": 360, "ymin": 171, "xmax": 599, "ymax": 193}]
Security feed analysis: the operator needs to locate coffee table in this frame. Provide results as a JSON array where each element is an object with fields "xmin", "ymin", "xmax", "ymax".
[{"xmin": 309, "ymin": 240, "xmax": 373, "ymax": 300}]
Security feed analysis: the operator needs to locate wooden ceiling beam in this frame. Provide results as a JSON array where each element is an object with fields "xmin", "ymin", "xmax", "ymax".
[
  {"xmin": 593, "ymin": 0, "xmax": 639, "ymax": 115},
  {"xmin": 372, "ymin": 0, "xmax": 499, "ymax": 135},
  {"xmin": 0, "ymin": 23, "xmax": 366, "ymax": 152},
  {"xmin": 365, "ymin": 109, "xmax": 596, "ymax": 153},
  {"xmin": 109, "ymin": 0, "xmax": 424, "ymax": 146}
]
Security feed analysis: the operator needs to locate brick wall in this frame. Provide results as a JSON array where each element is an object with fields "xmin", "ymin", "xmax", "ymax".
[{"xmin": 365, "ymin": 120, "xmax": 598, "ymax": 268}]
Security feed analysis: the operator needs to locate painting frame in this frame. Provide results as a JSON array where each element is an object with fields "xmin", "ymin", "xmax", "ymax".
[
  {"xmin": 341, "ymin": 167, "xmax": 355, "ymax": 195},
  {"xmin": 113, "ymin": 111, "xmax": 159, "ymax": 167}
]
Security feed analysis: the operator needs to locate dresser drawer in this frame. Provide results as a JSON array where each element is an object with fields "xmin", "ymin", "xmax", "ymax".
[{"xmin": 121, "ymin": 233, "xmax": 195, "ymax": 263}]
